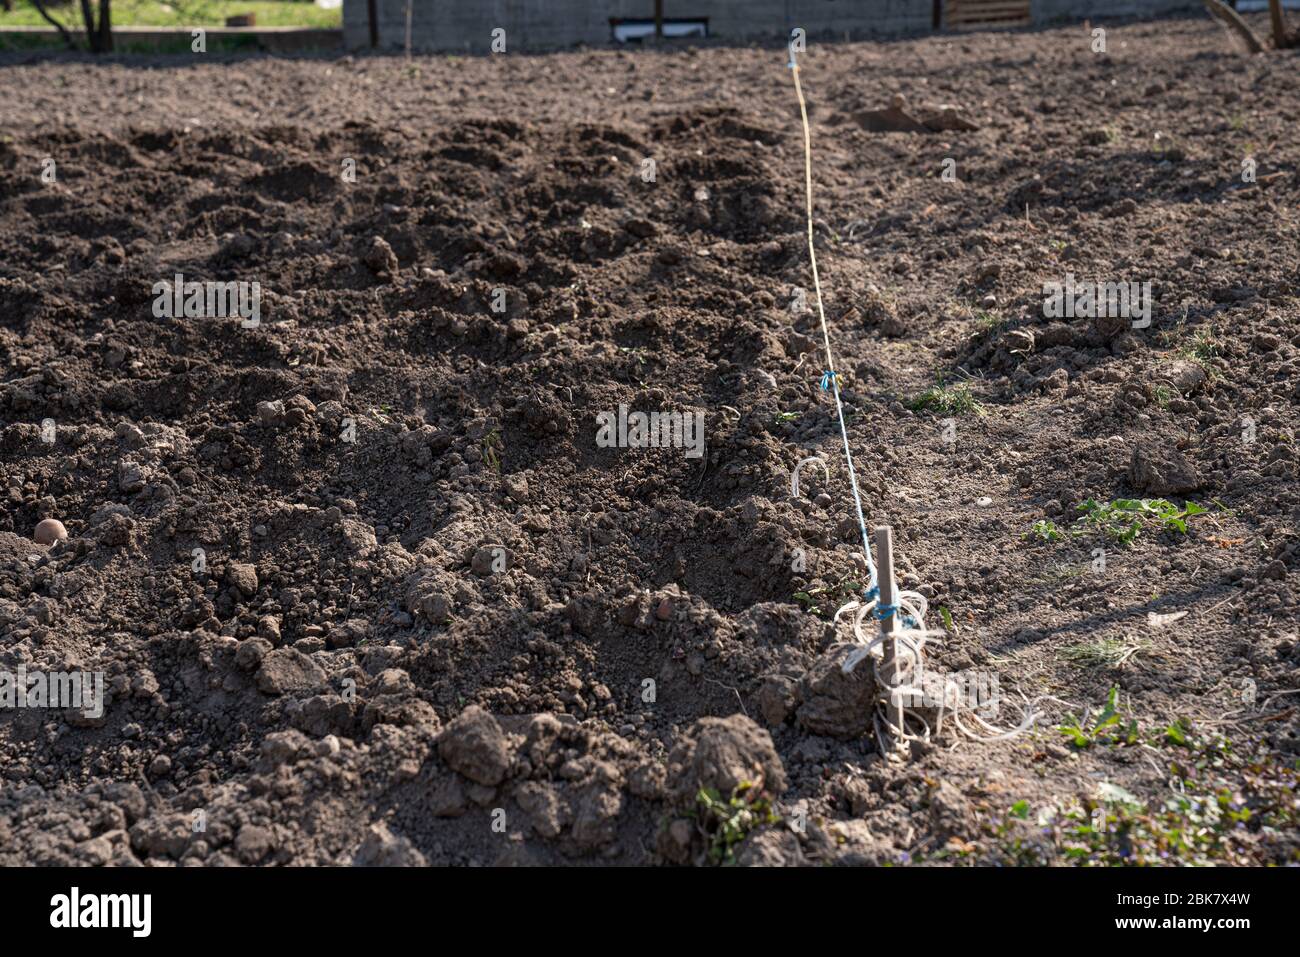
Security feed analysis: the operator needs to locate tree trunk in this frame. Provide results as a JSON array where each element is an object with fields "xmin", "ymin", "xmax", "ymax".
[
  {"xmin": 79, "ymin": 0, "xmax": 99, "ymax": 52},
  {"xmin": 1269, "ymin": 0, "xmax": 1287, "ymax": 47},
  {"xmin": 97, "ymin": 0, "xmax": 113, "ymax": 52}
]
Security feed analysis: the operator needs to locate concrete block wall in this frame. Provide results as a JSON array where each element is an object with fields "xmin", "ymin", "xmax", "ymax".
[{"xmin": 343, "ymin": 0, "xmax": 933, "ymax": 53}]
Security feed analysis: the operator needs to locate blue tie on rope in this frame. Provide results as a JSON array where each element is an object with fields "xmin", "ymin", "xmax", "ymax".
[
  {"xmin": 874, "ymin": 600, "xmax": 918, "ymax": 628},
  {"xmin": 820, "ymin": 369, "xmax": 836, "ymax": 391}
]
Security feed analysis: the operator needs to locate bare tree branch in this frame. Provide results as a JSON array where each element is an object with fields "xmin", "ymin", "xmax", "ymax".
[
  {"xmin": 1203, "ymin": 0, "xmax": 1265, "ymax": 54},
  {"xmin": 29, "ymin": 0, "xmax": 80, "ymax": 51}
]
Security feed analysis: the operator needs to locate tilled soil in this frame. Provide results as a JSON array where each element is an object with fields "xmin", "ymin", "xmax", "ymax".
[{"xmin": 1, "ymin": 14, "xmax": 1298, "ymax": 867}]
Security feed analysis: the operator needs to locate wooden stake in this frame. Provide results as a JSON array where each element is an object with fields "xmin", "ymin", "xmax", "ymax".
[
  {"xmin": 874, "ymin": 525, "xmax": 905, "ymax": 751},
  {"xmin": 405, "ymin": 0, "xmax": 412, "ymax": 61},
  {"xmin": 1270, "ymin": 0, "xmax": 1288, "ymax": 49}
]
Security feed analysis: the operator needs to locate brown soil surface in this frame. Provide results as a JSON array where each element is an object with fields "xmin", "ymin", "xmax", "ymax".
[{"xmin": 1, "ymin": 14, "xmax": 1298, "ymax": 866}]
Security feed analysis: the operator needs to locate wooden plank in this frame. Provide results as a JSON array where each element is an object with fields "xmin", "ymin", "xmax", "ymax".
[{"xmin": 946, "ymin": 0, "xmax": 1030, "ymax": 29}]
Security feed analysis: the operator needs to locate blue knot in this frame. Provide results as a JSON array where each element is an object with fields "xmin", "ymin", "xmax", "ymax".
[
  {"xmin": 787, "ymin": 58, "xmax": 797, "ymax": 70},
  {"xmin": 874, "ymin": 603, "xmax": 898, "ymax": 621},
  {"xmin": 820, "ymin": 370, "xmax": 836, "ymax": 391}
]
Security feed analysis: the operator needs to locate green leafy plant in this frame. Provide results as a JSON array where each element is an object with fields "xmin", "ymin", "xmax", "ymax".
[
  {"xmin": 1074, "ymin": 498, "xmax": 1207, "ymax": 547},
  {"xmin": 792, "ymin": 575, "xmax": 862, "ymax": 617},
  {"xmin": 693, "ymin": 782, "xmax": 780, "ymax": 865},
  {"xmin": 1057, "ymin": 687, "xmax": 1140, "ymax": 748},
  {"xmin": 1027, "ymin": 519, "xmax": 1063, "ymax": 543}
]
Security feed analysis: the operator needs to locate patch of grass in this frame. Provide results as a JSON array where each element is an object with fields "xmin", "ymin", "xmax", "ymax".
[
  {"xmin": 971, "ymin": 310, "xmax": 1006, "ymax": 338},
  {"xmin": 0, "ymin": 0, "xmax": 341, "ymax": 29},
  {"xmin": 908, "ymin": 380, "xmax": 985, "ymax": 416},
  {"xmin": 1062, "ymin": 638, "xmax": 1146, "ymax": 670},
  {"xmin": 1025, "ymin": 560, "xmax": 1089, "ymax": 587},
  {"xmin": 692, "ymin": 782, "xmax": 780, "ymax": 866},
  {"xmin": 773, "ymin": 411, "xmax": 800, "ymax": 424},
  {"xmin": 1176, "ymin": 327, "xmax": 1221, "ymax": 371}
]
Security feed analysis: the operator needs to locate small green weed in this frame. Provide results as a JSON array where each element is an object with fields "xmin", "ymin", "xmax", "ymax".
[
  {"xmin": 693, "ymin": 782, "xmax": 780, "ymax": 865},
  {"xmin": 482, "ymin": 429, "xmax": 503, "ymax": 474}
]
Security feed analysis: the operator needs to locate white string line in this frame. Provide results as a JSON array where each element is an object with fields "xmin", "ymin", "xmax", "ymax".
[
  {"xmin": 788, "ymin": 46, "xmax": 1056, "ymax": 751},
  {"xmin": 789, "ymin": 48, "xmax": 876, "ymax": 588}
]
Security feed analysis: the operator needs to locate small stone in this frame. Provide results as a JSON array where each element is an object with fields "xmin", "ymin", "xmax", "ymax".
[
  {"xmin": 340, "ymin": 518, "xmax": 377, "ymax": 556},
  {"xmin": 256, "ymin": 616, "xmax": 281, "ymax": 644},
  {"xmin": 471, "ymin": 545, "xmax": 506, "ymax": 576},
  {"xmin": 1129, "ymin": 442, "xmax": 1202, "ymax": 496},
  {"xmin": 33, "ymin": 518, "xmax": 67, "ymax": 545},
  {"xmin": 758, "ymin": 674, "xmax": 799, "ymax": 726},
  {"xmin": 147, "ymin": 755, "xmax": 172, "ymax": 779},
  {"xmin": 234, "ymin": 824, "xmax": 274, "ymax": 865},
  {"xmin": 117, "ymin": 462, "xmax": 145, "ymax": 494},
  {"xmin": 502, "ymin": 473, "xmax": 529, "ymax": 502},
  {"xmin": 226, "ymin": 562, "xmax": 258, "ymax": 596},
  {"xmin": 255, "ymin": 648, "xmax": 326, "ymax": 696},
  {"xmin": 256, "ymin": 400, "xmax": 285, "ymax": 426},
  {"xmin": 235, "ymin": 637, "xmax": 272, "ymax": 671},
  {"xmin": 96, "ymin": 512, "xmax": 133, "ymax": 547},
  {"xmin": 437, "ymin": 705, "xmax": 511, "ymax": 786},
  {"xmin": 363, "ymin": 235, "xmax": 399, "ymax": 278},
  {"xmin": 624, "ymin": 218, "xmax": 657, "ymax": 239},
  {"xmin": 353, "ymin": 822, "xmax": 425, "ymax": 866}
]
